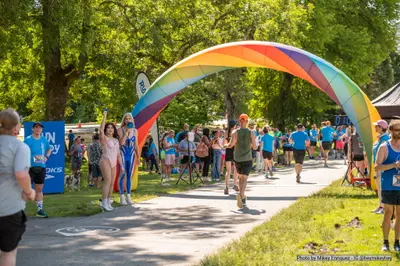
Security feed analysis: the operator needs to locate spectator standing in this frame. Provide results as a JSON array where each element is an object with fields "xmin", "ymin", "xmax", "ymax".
[
  {"xmin": 372, "ymin": 120, "xmax": 390, "ymax": 214},
  {"xmin": 0, "ymin": 108, "xmax": 36, "ymax": 266},
  {"xmin": 87, "ymin": 134, "xmax": 102, "ymax": 188},
  {"xmin": 24, "ymin": 122, "xmax": 52, "ymax": 218}
]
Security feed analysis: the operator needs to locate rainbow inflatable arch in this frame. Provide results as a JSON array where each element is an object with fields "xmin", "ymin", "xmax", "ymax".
[{"xmin": 131, "ymin": 41, "xmax": 380, "ymax": 189}]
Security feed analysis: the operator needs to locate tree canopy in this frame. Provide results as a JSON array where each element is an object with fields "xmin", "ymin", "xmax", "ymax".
[{"xmin": 0, "ymin": 0, "xmax": 399, "ymax": 130}]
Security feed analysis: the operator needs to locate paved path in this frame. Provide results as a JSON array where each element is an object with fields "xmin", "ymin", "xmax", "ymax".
[{"xmin": 18, "ymin": 160, "xmax": 346, "ymax": 266}]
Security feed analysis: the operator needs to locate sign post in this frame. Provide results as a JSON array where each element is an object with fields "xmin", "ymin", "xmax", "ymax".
[{"xmin": 24, "ymin": 121, "xmax": 65, "ymax": 194}]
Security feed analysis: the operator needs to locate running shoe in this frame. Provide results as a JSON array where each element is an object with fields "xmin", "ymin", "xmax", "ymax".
[
  {"xmin": 371, "ymin": 206, "xmax": 383, "ymax": 213},
  {"xmin": 296, "ymin": 174, "xmax": 301, "ymax": 183},
  {"xmin": 242, "ymin": 197, "xmax": 247, "ymax": 207},
  {"xmin": 126, "ymin": 195, "xmax": 134, "ymax": 205},
  {"xmin": 394, "ymin": 242, "xmax": 400, "ymax": 252},
  {"xmin": 265, "ymin": 173, "xmax": 269, "ymax": 179},
  {"xmin": 36, "ymin": 209, "xmax": 48, "ymax": 218},
  {"xmin": 236, "ymin": 194, "xmax": 243, "ymax": 208},
  {"xmin": 233, "ymin": 185, "xmax": 239, "ymax": 191},
  {"xmin": 120, "ymin": 195, "xmax": 127, "ymax": 206},
  {"xmin": 376, "ymin": 208, "xmax": 384, "ymax": 214},
  {"xmin": 224, "ymin": 187, "xmax": 229, "ymax": 195},
  {"xmin": 101, "ymin": 201, "xmax": 113, "ymax": 212},
  {"xmin": 382, "ymin": 242, "xmax": 390, "ymax": 252},
  {"xmin": 324, "ymin": 164, "xmax": 329, "ymax": 168}
]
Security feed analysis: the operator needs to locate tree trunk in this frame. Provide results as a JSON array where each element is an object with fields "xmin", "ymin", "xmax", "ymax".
[
  {"xmin": 275, "ymin": 73, "xmax": 294, "ymax": 130},
  {"xmin": 41, "ymin": 0, "xmax": 91, "ymax": 120},
  {"xmin": 224, "ymin": 90, "xmax": 236, "ymax": 123}
]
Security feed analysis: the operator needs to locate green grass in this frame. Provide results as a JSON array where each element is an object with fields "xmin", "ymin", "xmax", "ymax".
[
  {"xmin": 26, "ymin": 159, "xmax": 203, "ymax": 217},
  {"xmin": 200, "ymin": 181, "xmax": 400, "ymax": 266}
]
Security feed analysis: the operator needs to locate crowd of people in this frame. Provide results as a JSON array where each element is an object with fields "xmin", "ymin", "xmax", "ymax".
[{"xmin": 1, "ymin": 105, "xmax": 399, "ymax": 265}]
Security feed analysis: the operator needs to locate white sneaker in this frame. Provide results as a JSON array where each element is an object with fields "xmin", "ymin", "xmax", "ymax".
[
  {"xmin": 102, "ymin": 199, "xmax": 113, "ymax": 212},
  {"xmin": 107, "ymin": 198, "xmax": 114, "ymax": 210},
  {"xmin": 120, "ymin": 195, "xmax": 127, "ymax": 206},
  {"xmin": 126, "ymin": 194, "xmax": 134, "ymax": 205}
]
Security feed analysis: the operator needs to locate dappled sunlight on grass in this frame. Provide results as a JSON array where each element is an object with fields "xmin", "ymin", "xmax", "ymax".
[
  {"xmin": 200, "ymin": 181, "xmax": 399, "ymax": 266},
  {"xmin": 26, "ymin": 160, "xmax": 203, "ymax": 217}
]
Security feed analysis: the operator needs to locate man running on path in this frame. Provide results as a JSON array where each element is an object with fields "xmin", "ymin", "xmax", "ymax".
[
  {"xmin": 225, "ymin": 114, "xmax": 257, "ymax": 209},
  {"xmin": 290, "ymin": 124, "xmax": 310, "ymax": 183}
]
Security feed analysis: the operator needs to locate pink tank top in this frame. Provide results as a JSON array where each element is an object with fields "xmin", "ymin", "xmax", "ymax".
[{"xmin": 101, "ymin": 137, "xmax": 119, "ymax": 167}]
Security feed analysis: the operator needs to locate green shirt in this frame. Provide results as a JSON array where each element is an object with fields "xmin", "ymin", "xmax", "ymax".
[{"xmin": 234, "ymin": 128, "xmax": 253, "ymax": 162}]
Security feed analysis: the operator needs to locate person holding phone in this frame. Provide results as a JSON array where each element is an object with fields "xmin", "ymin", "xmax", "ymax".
[
  {"xmin": 0, "ymin": 108, "xmax": 36, "ymax": 266},
  {"xmin": 117, "ymin": 112, "xmax": 139, "ymax": 206},
  {"xmin": 99, "ymin": 109, "xmax": 123, "ymax": 211}
]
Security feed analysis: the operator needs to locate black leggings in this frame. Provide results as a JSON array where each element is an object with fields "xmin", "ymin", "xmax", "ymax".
[{"xmin": 202, "ymin": 155, "xmax": 211, "ymax": 177}]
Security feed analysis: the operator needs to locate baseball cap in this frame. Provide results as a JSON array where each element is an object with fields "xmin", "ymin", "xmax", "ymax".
[
  {"xmin": 372, "ymin": 120, "xmax": 388, "ymax": 129},
  {"xmin": 32, "ymin": 122, "xmax": 44, "ymax": 128},
  {"xmin": 239, "ymin": 114, "xmax": 249, "ymax": 121},
  {"xmin": 297, "ymin": 123, "xmax": 304, "ymax": 129}
]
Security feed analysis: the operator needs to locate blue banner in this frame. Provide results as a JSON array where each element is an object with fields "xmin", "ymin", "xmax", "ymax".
[{"xmin": 24, "ymin": 121, "xmax": 65, "ymax": 194}]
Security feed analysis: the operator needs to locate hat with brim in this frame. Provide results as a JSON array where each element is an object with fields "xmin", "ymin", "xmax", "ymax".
[
  {"xmin": 32, "ymin": 122, "xmax": 44, "ymax": 128},
  {"xmin": 372, "ymin": 120, "xmax": 388, "ymax": 129}
]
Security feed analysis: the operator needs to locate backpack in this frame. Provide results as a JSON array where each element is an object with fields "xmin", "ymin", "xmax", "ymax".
[{"xmin": 195, "ymin": 136, "xmax": 209, "ymax": 158}]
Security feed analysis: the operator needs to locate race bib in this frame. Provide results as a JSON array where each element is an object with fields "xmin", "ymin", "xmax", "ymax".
[
  {"xmin": 392, "ymin": 175, "xmax": 400, "ymax": 187},
  {"xmin": 33, "ymin": 155, "xmax": 45, "ymax": 163}
]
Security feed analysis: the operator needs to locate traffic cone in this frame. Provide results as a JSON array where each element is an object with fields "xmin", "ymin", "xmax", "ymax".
[{"xmin": 78, "ymin": 120, "xmax": 82, "ymax": 128}]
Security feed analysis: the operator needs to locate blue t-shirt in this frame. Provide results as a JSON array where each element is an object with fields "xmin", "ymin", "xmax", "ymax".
[
  {"xmin": 333, "ymin": 130, "xmax": 339, "ymax": 140},
  {"xmin": 373, "ymin": 133, "xmax": 390, "ymax": 162},
  {"xmin": 290, "ymin": 131, "xmax": 309, "ymax": 150},
  {"xmin": 165, "ymin": 137, "xmax": 176, "ymax": 155},
  {"xmin": 24, "ymin": 135, "xmax": 51, "ymax": 168},
  {"xmin": 148, "ymin": 142, "xmax": 157, "ymax": 156},
  {"xmin": 68, "ymin": 133, "xmax": 75, "ymax": 142},
  {"xmin": 261, "ymin": 134, "xmax": 274, "ymax": 152},
  {"xmin": 321, "ymin": 126, "xmax": 335, "ymax": 142},
  {"xmin": 309, "ymin": 129, "xmax": 318, "ymax": 142},
  {"xmin": 381, "ymin": 142, "xmax": 400, "ymax": 191}
]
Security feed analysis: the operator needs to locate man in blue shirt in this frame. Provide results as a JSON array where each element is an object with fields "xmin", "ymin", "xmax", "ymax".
[
  {"xmin": 320, "ymin": 121, "xmax": 335, "ymax": 167},
  {"xmin": 24, "ymin": 122, "xmax": 52, "ymax": 218},
  {"xmin": 260, "ymin": 127, "xmax": 275, "ymax": 178},
  {"xmin": 290, "ymin": 124, "xmax": 310, "ymax": 183}
]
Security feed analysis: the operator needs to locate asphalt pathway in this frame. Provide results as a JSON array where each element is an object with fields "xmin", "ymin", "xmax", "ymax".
[{"xmin": 18, "ymin": 160, "xmax": 346, "ymax": 266}]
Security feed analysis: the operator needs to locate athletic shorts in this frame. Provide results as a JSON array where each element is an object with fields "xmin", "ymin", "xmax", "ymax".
[
  {"xmin": 283, "ymin": 146, "xmax": 293, "ymax": 152},
  {"xmin": 164, "ymin": 154, "xmax": 175, "ymax": 166},
  {"xmin": 235, "ymin": 160, "xmax": 252, "ymax": 176},
  {"xmin": 382, "ymin": 191, "xmax": 400, "ymax": 205},
  {"xmin": 225, "ymin": 148, "xmax": 234, "ymax": 162},
  {"xmin": 29, "ymin": 167, "xmax": 46, "ymax": 184},
  {"xmin": 336, "ymin": 140, "xmax": 344, "ymax": 150},
  {"xmin": 310, "ymin": 141, "xmax": 317, "ymax": 147},
  {"xmin": 71, "ymin": 160, "xmax": 82, "ymax": 171},
  {"xmin": 322, "ymin": 142, "xmax": 332, "ymax": 151},
  {"xmin": 352, "ymin": 155, "xmax": 364, "ymax": 162},
  {"xmin": 293, "ymin": 149, "xmax": 306, "ymax": 164},
  {"xmin": 91, "ymin": 163, "xmax": 102, "ymax": 177},
  {"xmin": 180, "ymin": 155, "xmax": 190, "ymax": 164},
  {"xmin": 262, "ymin": 151, "xmax": 273, "ymax": 160},
  {"xmin": 0, "ymin": 210, "xmax": 27, "ymax": 252}
]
